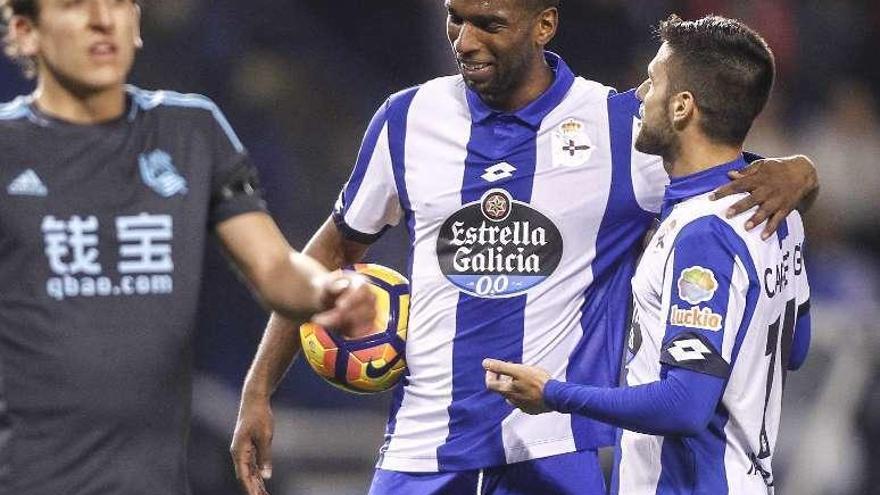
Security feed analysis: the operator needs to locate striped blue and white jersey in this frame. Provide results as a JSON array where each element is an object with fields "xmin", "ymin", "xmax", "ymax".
[
  {"xmin": 618, "ymin": 157, "xmax": 811, "ymax": 494},
  {"xmin": 333, "ymin": 53, "xmax": 668, "ymax": 472}
]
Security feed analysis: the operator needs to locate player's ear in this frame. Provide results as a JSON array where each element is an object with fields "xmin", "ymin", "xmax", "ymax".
[
  {"xmin": 670, "ymin": 91, "xmax": 695, "ymax": 131},
  {"xmin": 535, "ymin": 7, "xmax": 558, "ymax": 46},
  {"xmin": 133, "ymin": 2, "xmax": 143, "ymax": 49},
  {"xmin": 7, "ymin": 14, "xmax": 39, "ymax": 58}
]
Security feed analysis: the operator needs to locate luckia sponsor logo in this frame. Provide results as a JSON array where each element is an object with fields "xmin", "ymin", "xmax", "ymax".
[
  {"xmin": 436, "ymin": 189, "xmax": 562, "ymax": 298},
  {"xmin": 669, "ymin": 305, "xmax": 723, "ymax": 331}
]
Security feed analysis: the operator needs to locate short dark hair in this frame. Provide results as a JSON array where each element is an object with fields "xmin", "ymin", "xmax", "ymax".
[
  {"xmin": 525, "ymin": 0, "xmax": 560, "ymax": 13},
  {"xmin": 1, "ymin": 0, "xmax": 39, "ymax": 77},
  {"xmin": 658, "ymin": 14, "xmax": 775, "ymax": 146}
]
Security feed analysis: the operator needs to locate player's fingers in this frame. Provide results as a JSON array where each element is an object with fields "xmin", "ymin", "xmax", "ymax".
[
  {"xmin": 761, "ymin": 210, "xmax": 789, "ymax": 241},
  {"xmin": 732, "ymin": 161, "xmax": 762, "ymax": 178},
  {"xmin": 482, "ymin": 358, "xmax": 521, "ymax": 378},
  {"xmin": 712, "ymin": 171, "xmax": 762, "ymax": 201},
  {"xmin": 725, "ymin": 193, "xmax": 759, "ymax": 219},
  {"xmin": 744, "ymin": 201, "xmax": 776, "ymax": 232},
  {"xmin": 310, "ymin": 308, "xmax": 341, "ymax": 329},
  {"xmin": 231, "ymin": 441, "xmax": 264, "ymax": 495},
  {"xmin": 253, "ymin": 430, "xmax": 274, "ymax": 481}
]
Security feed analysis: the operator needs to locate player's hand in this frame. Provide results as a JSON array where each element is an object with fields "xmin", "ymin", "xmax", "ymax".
[
  {"xmin": 483, "ymin": 358, "xmax": 552, "ymax": 415},
  {"xmin": 230, "ymin": 393, "xmax": 274, "ymax": 495},
  {"xmin": 311, "ymin": 271, "xmax": 376, "ymax": 339},
  {"xmin": 711, "ymin": 155, "xmax": 818, "ymax": 240}
]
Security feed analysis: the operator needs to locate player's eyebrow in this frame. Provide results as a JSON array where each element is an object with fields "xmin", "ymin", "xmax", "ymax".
[{"xmin": 447, "ymin": 5, "xmax": 508, "ymax": 27}]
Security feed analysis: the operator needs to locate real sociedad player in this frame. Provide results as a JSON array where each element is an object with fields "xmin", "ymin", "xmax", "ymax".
[
  {"xmin": 485, "ymin": 14, "xmax": 811, "ymax": 495},
  {"xmin": 0, "ymin": 1, "xmax": 375, "ymax": 494},
  {"xmin": 232, "ymin": 2, "xmax": 819, "ymax": 494}
]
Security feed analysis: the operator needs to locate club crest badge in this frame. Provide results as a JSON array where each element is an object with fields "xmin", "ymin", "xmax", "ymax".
[
  {"xmin": 139, "ymin": 150, "xmax": 188, "ymax": 198},
  {"xmin": 552, "ymin": 118, "xmax": 593, "ymax": 167}
]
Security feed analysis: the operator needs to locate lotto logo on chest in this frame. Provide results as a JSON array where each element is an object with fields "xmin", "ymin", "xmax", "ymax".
[{"xmin": 435, "ymin": 188, "xmax": 563, "ymax": 297}]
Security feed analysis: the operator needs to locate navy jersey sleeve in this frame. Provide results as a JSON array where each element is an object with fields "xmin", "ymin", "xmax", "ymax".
[
  {"xmin": 332, "ymin": 98, "xmax": 403, "ymax": 244},
  {"xmin": 204, "ymin": 101, "xmax": 267, "ymax": 227},
  {"xmin": 543, "ymin": 367, "xmax": 725, "ymax": 436},
  {"xmin": 660, "ymin": 217, "xmax": 758, "ymax": 378}
]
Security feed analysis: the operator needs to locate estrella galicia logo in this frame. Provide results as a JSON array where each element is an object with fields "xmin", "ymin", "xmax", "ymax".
[
  {"xmin": 138, "ymin": 150, "xmax": 188, "ymax": 198},
  {"xmin": 436, "ymin": 188, "xmax": 563, "ymax": 298}
]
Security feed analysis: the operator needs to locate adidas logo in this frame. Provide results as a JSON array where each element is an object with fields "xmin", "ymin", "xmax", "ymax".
[{"xmin": 7, "ymin": 169, "xmax": 48, "ymax": 197}]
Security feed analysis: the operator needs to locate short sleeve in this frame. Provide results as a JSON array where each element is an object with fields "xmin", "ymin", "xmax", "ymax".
[
  {"xmin": 332, "ymin": 99, "xmax": 403, "ymax": 244},
  {"xmin": 659, "ymin": 217, "xmax": 758, "ymax": 378},
  {"xmin": 204, "ymin": 101, "xmax": 267, "ymax": 227}
]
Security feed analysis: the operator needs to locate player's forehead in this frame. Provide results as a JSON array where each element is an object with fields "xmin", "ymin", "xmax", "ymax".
[
  {"xmin": 446, "ymin": 0, "xmax": 524, "ymax": 19},
  {"xmin": 648, "ymin": 42, "xmax": 674, "ymax": 79}
]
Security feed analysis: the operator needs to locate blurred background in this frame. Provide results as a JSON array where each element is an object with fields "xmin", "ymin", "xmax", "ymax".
[{"xmin": 2, "ymin": 0, "xmax": 878, "ymax": 493}]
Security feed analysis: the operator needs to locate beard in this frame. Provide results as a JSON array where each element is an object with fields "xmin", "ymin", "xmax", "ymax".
[{"xmin": 635, "ymin": 114, "xmax": 679, "ymax": 161}]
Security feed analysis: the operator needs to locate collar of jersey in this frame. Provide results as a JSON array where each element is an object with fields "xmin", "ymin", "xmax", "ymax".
[
  {"xmin": 465, "ymin": 51, "xmax": 575, "ymax": 128},
  {"xmin": 25, "ymin": 92, "xmax": 135, "ymax": 128},
  {"xmin": 661, "ymin": 155, "xmax": 748, "ymax": 217}
]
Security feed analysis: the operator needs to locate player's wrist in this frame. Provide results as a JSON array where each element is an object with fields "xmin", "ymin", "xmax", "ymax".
[{"xmin": 542, "ymin": 379, "xmax": 564, "ymax": 411}]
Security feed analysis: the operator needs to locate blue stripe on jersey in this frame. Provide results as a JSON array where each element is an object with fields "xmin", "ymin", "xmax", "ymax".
[
  {"xmin": 437, "ymin": 62, "xmax": 573, "ymax": 469},
  {"xmin": 568, "ymin": 89, "xmax": 655, "ymax": 450},
  {"xmin": 127, "ymin": 86, "xmax": 245, "ymax": 153},
  {"xmin": 381, "ymin": 86, "xmax": 420, "ymax": 454},
  {"xmin": 656, "ymin": 405, "xmax": 731, "ymax": 495}
]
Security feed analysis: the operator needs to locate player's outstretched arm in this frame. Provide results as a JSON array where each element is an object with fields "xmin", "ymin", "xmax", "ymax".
[
  {"xmin": 229, "ymin": 215, "xmax": 370, "ymax": 495},
  {"xmin": 483, "ymin": 359, "xmax": 724, "ymax": 436},
  {"xmin": 711, "ymin": 154, "xmax": 818, "ymax": 240}
]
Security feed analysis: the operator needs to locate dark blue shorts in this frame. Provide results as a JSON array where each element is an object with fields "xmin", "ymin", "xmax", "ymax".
[{"xmin": 368, "ymin": 449, "xmax": 605, "ymax": 495}]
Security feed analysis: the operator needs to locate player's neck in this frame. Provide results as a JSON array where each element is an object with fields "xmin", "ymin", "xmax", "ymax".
[
  {"xmin": 33, "ymin": 76, "xmax": 126, "ymax": 125},
  {"xmin": 666, "ymin": 136, "xmax": 742, "ymax": 178},
  {"xmin": 491, "ymin": 57, "xmax": 553, "ymax": 113}
]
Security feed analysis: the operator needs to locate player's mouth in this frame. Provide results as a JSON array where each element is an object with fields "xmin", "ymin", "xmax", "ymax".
[
  {"xmin": 458, "ymin": 60, "xmax": 494, "ymax": 83},
  {"xmin": 88, "ymin": 41, "xmax": 118, "ymax": 62}
]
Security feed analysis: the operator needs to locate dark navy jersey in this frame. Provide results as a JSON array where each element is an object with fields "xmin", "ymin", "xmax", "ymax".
[{"xmin": 0, "ymin": 86, "xmax": 265, "ymax": 495}]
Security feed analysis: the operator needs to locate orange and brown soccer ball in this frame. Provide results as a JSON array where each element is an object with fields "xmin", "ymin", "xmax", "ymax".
[{"xmin": 300, "ymin": 264, "xmax": 409, "ymax": 394}]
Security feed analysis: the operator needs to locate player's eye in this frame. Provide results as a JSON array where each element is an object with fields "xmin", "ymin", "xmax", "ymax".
[
  {"xmin": 483, "ymin": 22, "xmax": 504, "ymax": 33},
  {"xmin": 448, "ymin": 12, "xmax": 463, "ymax": 25}
]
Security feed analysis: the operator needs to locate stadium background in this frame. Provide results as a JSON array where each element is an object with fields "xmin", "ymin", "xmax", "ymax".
[{"xmin": 1, "ymin": 1, "xmax": 878, "ymax": 493}]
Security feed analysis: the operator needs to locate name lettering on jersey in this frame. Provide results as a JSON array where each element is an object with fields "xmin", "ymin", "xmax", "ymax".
[
  {"xmin": 42, "ymin": 213, "xmax": 175, "ymax": 301},
  {"xmin": 677, "ymin": 265, "xmax": 718, "ymax": 304},
  {"xmin": 481, "ymin": 162, "xmax": 516, "ymax": 183},
  {"xmin": 551, "ymin": 118, "xmax": 592, "ymax": 167},
  {"xmin": 669, "ymin": 305, "xmax": 723, "ymax": 331},
  {"xmin": 764, "ymin": 242, "xmax": 803, "ymax": 298},
  {"xmin": 436, "ymin": 188, "xmax": 562, "ymax": 297},
  {"xmin": 139, "ymin": 150, "xmax": 188, "ymax": 197}
]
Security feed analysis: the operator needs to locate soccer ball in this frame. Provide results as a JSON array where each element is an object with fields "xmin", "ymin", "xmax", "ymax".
[{"xmin": 300, "ymin": 263, "xmax": 409, "ymax": 394}]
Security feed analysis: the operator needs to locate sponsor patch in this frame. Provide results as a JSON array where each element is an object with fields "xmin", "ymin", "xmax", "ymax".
[
  {"xmin": 677, "ymin": 265, "xmax": 718, "ymax": 304},
  {"xmin": 435, "ymin": 188, "xmax": 563, "ymax": 298},
  {"xmin": 669, "ymin": 304, "xmax": 723, "ymax": 331}
]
